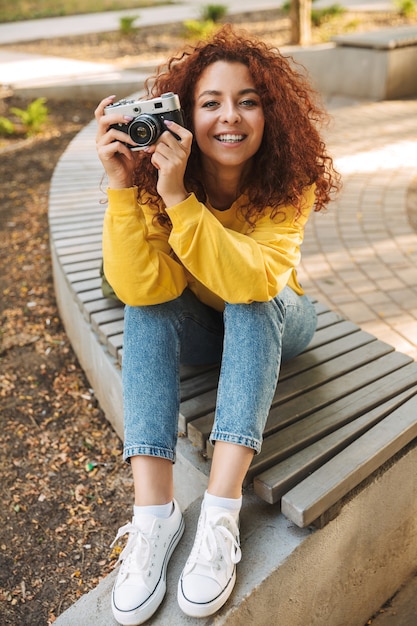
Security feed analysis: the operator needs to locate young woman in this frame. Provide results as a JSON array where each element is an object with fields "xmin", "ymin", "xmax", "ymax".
[{"xmin": 95, "ymin": 25, "xmax": 339, "ymax": 625}]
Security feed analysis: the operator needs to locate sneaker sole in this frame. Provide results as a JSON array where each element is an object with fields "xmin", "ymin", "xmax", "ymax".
[
  {"xmin": 112, "ymin": 515, "xmax": 185, "ymax": 626},
  {"xmin": 177, "ymin": 566, "xmax": 236, "ymax": 618}
]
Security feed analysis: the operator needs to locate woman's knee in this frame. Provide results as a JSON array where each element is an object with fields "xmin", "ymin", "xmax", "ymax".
[{"xmin": 280, "ymin": 292, "xmax": 317, "ymax": 361}]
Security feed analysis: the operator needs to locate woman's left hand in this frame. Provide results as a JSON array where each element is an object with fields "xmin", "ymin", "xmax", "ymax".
[{"xmin": 145, "ymin": 120, "xmax": 193, "ymax": 208}]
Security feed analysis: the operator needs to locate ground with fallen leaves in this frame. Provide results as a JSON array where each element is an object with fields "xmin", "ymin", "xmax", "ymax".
[
  {"xmin": 1, "ymin": 7, "xmax": 415, "ymax": 625},
  {"xmin": 0, "ymin": 97, "xmax": 133, "ymax": 626}
]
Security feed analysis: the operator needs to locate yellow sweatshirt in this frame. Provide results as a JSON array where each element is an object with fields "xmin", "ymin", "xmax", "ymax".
[{"xmin": 102, "ymin": 186, "xmax": 315, "ymax": 311}]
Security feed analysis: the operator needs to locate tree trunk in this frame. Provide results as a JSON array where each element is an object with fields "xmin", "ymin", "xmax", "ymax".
[{"xmin": 290, "ymin": 0, "xmax": 312, "ymax": 46}]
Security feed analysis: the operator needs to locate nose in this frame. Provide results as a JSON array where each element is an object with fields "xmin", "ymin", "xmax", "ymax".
[{"xmin": 220, "ymin": 101, "xmax": 241, "ymax": 124}]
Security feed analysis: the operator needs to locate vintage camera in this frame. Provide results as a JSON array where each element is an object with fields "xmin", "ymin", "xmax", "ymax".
[{"xmin": 104, "ymin": 92, "xmax": 184, "ymax": 150}]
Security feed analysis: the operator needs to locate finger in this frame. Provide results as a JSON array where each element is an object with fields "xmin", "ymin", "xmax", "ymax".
[
  {"xmin": 94, "ymin": 95, "xmax": 116, "ymax": 121},
  {"xmin": 96, "ymin": 119, "xmax": 138, "ymax": 149},
  {"xmin": 164, "ymin": 120, "xmax": 192, "ymax": 147},
  {"xmin": 98, "ymin": 140, "xmax": 133, "ymax": 161},
  {"xmin": 154, "ymin": 131, "xmax": 189, "ymax": 160},
  {"xmin": 154, "ymin": 137, "xmax": 184, "ymax": 159},
  {"xmin": 151, "ymin": 145, "xmax": 186, "ymax": 176}
]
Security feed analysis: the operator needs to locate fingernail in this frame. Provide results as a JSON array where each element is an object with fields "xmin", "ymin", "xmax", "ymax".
[
  {"xmin": 123, "ymin": 115, "xmax": 134, "ymax": 121},
  {"xmin": 164, "ymin": 119, "xmax": 173, "ymax": 126},
  {"xmin": 107, "ymin": 94, "xmax": 116, "ymax": 100}
]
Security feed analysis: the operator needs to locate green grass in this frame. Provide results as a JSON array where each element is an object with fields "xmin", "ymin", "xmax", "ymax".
[{"xmin": 0, "ymin": 0, "xmax": 172, "ymax": 23}]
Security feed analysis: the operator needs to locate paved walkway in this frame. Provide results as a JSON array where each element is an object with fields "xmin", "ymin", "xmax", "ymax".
[
  {"xmin": 300, "ymin": 97, "xmax": 417, "ymax": 362},
  {"xmin": 1, "ymin": 5, "xmax": 417, "ymax": 625}
]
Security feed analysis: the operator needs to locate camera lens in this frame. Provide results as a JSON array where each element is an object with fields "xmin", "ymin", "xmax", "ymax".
[{"xmin": 128, "ymin": 114, "xmax": 163, "ymax": 147}]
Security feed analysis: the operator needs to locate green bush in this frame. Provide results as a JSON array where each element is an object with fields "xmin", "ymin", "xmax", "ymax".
[
  {"xmin": 119, "ymin": 15, "xmax": 139, "ymax": 35},
  {"xmin": 281, "ymin": 1, "xmax": 345, "ymax": 26},
  {"xmin": 10, "ymin": 98, "xmax": 49, "ymax": 136},
  {"xmin": 311, "ymin": 4, "xmax": 345, "ymax": 26},
  {"xmin": 183, "ymin": 19, "xmax": 218, "ymax": 39},
  {"xmin": 200, "ymin": 4, "xmax": 227, "ymax": 22},
  {"xmin": 0, "ymin": 117, "xmax": 16, "ymax": 137},
  {"xmin": 182, "ymin": 3, "xmax": 227, "ymax": 39},
  {"xmin": 394, "ymin": 0, "xmax": 416, "ymax": 17}
]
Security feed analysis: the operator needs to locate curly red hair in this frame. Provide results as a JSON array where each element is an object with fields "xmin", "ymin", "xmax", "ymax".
[{"xmin": 133, "ymin": 24, "xmax": 340, "ymax": 225}]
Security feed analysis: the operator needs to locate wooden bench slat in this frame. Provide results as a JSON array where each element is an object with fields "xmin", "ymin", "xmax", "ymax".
[
  {"xmin": 76, "ymin": 287, "xmax": 108, "ymax": 305},
  {"xmin": 315, "ymin": 311, "xmax": 343, "ymax": 330},
  {"xmin": 179, "ymin": 389, "xmax": 218, "ymax": 431},
  {"xmin": 62, "ymin": 259, "xmax": 101, "ymax": 273},
  {"xmin": 265, "ymin": 350, "xmax": 412, "ymax": 434},
  {"xmin": 272, "ymin": 340, "xmax": 395, "ymax": 405},
  {"xmin": 187, "ymin": 412, "xmax": 215, "ymax": 447},
  {"xmin": 54, "ymin": 230, "xmax": 103, "ymax": 243},
  {"xmin": 303, "ymin": 320, "xmax": 359, "ymax": 351},
  {"xmin": 71, "ymin": 277, "xmax": 102, "ymax": 292},
  {"xmin": 279, "ymin": 329, "xmax": 376, "ymax": 380},
  {"xmin": 311, "ymin": 301, "xmax": 329, "ymax": 315},
  {"xmin": 56, "ymin": 250, "xmax": 104, "ymax": 264},
  {"xmin": 91, "ymin": 307, "xmax": 125, "ymax": 333},
  {"xmin": 49, "ymin": 204, "xmax": 102, "ymax": 217},
  {"xmin": 180, "ymin": 368, "xmax": 220, "ymax": 402},
  {"xmin": 83, "ymin": 298, "xmax": 123, "ymax": 321},
  {"xmin": 180, "ymin": 363, "xmax": 218, "ymax": 381},
  {"xmin": 50, "ymin": 218, "xmax": 103, "ymax": 233},
  {"xmin": 55, "ymin": 242, "xmax": 102, "ymax": 256},
  {"xmin": 49, "ymin": 208, "xmax": 103, "ymax": 221},
  {"xmin": 252, "ymin": 361, "xmax": 417, "ymax": 472},
  {"xmin": 97, "ymin": 319, "xmax": 125, "ymax": 343},
  {"xmin": 53, "ymin": 225, "xmax": 102, "ymax": 239},
  {"xmin": 280, "ymin": 394, "xmax": 417, "ymax": 527},
  {"xmin": 50, "ymin": 204, "xmax": 101, "ymax": 215},
  {"xmin": 253, "ymin": 385, "xmax": 417, "ymax": 503},
  {"xmin": 67, "ymin": 269, "xmax": 102, "ymax": 282},
  {"xmin": 107, "ymin": 333, "xmax": 124, "ymax": 359}
]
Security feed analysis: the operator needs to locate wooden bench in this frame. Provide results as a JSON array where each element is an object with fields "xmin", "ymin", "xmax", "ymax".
[{"xmin": 49, "ymin": 119, "xmax": 417, "ymax": 531}]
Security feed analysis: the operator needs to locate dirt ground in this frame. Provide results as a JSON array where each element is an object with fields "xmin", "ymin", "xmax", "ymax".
[
  {"xmin": 1, "ymin": 8, "xmax": 415, "ymax": 626},
  {"xmin": 0, "ymin": 95, "xmax": 134, "ymax": 626}
]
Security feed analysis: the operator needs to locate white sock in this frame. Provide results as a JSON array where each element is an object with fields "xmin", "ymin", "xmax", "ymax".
[
  {"xmin": 133, "ymin": 501, "xmax": 173, "ymax": 519},
  {"xmin": 204, "ymin": 491, "xmax": 242, "ymax": 519}
]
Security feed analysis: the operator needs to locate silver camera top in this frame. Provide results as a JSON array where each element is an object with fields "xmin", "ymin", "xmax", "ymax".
[
  {"xmin": 104, "ymin": 91, "xmax": 184, "ymax": 150},
  {"xmin": 104, "ymin": 92, "xmax": 181, "ymax": 117}
]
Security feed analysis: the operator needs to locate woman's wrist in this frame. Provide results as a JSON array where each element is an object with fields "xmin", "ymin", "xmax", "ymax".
[
  {"xmin": 107, "ymin": 179, "xmax": 133, "ymax": 189},
  {"xmin": 163, "ymin": 192, "xmax": 189, "ymax": 208}
]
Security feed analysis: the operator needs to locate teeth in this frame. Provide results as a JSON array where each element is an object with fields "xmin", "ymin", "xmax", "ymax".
[{"xmin": 217, "ymin": 134, "xmax": 244, "ymax": 143}]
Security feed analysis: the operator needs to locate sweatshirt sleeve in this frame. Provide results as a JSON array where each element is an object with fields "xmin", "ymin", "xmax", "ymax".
[
  {"xmin": 166, "ymin": 188, "xmax": 315, "ymax": 304},
  {"xmin": 102, "ymin": 187, "xmax": 187, "ymax": 305}
]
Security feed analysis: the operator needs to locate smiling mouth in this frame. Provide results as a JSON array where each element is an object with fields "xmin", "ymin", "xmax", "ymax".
[{"xmin": 215, "ymin": 134, "xmax": 246, "ymax": 143}]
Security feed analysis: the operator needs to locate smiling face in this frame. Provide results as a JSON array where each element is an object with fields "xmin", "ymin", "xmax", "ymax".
[{"xmin": 192, "ymin": 60, "xmax": 265, "ymax": 181}]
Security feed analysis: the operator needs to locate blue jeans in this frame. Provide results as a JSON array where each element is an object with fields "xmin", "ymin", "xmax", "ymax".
[{"xmin": 122, "ymin": 287, "xmax": 317, "ymax": 462}]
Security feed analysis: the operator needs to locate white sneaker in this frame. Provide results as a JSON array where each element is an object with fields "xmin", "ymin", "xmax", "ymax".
[
  {"xmin": 177, "ymin": 503, "xmax": 241, "ymax": 618},
  {"xmin": 111, "ymin": 500, "xmax": 184, "ymax": 626}
]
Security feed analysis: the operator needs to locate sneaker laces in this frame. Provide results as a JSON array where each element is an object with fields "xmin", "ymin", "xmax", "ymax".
[
  {"xmin": 184, "ymin": 509, "xmax": 241, "ymax": 575},
  {"xmin": 111, "ymin": 520, "xmax": 158, "ymax": 586}
]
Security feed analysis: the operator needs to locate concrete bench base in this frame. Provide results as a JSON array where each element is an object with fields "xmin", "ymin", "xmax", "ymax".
[{"xmin": 290, "ymin": 25, "xmax": 417, "ymax": 101}]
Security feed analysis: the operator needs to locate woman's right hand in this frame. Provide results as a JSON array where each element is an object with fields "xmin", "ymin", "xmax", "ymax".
[{"xmin": 95, "ymin": 95, "xmax": 138, "ymax": 189}]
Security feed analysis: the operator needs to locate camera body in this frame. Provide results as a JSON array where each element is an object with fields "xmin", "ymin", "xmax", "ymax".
[{"xmin": 104, "ymin": 92, "xmax": 184, "ymax": 150}]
